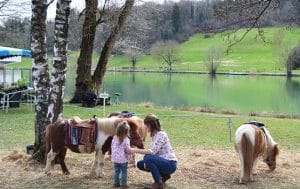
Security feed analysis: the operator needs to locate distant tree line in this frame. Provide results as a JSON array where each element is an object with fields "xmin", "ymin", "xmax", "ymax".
[{"xmin": 0, "ymin": 0, "xmax": 299, "ymax": 54}]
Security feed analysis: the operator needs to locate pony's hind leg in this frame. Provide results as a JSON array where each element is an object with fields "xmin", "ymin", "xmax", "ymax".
[
  {"xmin": 45, "ymin": 149, "xmax": 57, "ymax": 176},
  {"xmin": 252, "ymin": 158, "xmax": 258, "ymax": 175},
  {"xmin": 58, "ymin": 147, "xmax": 70, "ymax": 175},
  {"xmin": 238, "ymin": 151, "xmax": 246, "ymax": 184}
]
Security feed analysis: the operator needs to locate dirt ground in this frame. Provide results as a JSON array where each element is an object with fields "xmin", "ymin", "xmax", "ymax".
[{"xmin": 0, "ymin": 148, "xmax": 299, "ymax": 189}]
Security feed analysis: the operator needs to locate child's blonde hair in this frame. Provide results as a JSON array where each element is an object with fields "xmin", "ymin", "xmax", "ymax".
[{"xmin": 116, "ymin": 121, "xmax": 130, "ymax": 144}]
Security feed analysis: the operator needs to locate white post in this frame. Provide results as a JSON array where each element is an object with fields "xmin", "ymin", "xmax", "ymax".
[{"xmin": 101, "ymin": 92, "xmax": 109, "ymax": 117}]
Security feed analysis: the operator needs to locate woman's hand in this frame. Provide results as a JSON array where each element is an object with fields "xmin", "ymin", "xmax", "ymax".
[
  {"xmin": 129, "ymin": 148, "xmax": 153, "ymax": 155},
  {"xmin": 125, "ymin": 147, "xmax": 135, "ymax": 154}
]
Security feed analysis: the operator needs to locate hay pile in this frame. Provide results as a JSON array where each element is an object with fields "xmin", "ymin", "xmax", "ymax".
[{"xmin": 0, "ymin": 148, "xmax": 299, "ymax": 189}]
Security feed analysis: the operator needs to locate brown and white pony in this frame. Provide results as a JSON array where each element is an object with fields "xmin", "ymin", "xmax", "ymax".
[
  {"xmin": 91, "ymin": 115, "xmax": 146, "ymax": 177},
  {"xmin": 235, "ymin": 123, "xmax": 279, "ymax": 184},
  {"xmin": 107, "ymin": 112, "xmax": 148, "ymax": 165},
  {"xmin": 44, "ymin": 116, "xmax": 144, "ymax": 177}
]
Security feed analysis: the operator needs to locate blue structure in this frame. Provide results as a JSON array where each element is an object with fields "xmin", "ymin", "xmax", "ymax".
[{"xmin": 0, "ymin": 46, "xmax": 31, "ymax": 59}]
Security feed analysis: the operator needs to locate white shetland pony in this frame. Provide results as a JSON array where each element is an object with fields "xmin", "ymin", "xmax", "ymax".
[{"xmin": 235, "ymin": 122, "xmax": 279, "ymax": 184}]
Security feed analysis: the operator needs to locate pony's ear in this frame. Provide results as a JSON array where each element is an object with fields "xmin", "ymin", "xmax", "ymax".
[{"xmin": 274, "ymin": 144, "xmax": 280, "ymax": 156}]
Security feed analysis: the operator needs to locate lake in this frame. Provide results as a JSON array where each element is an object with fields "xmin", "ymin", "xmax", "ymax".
[{"xmin": 65, "ymin": 72, "xmax": 300, "ymax": 115}]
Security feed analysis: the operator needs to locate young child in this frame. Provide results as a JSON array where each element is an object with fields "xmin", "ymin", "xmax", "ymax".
[{"xmin": 111, "ymin": 121, "xmax": 131, "ymax": 189}]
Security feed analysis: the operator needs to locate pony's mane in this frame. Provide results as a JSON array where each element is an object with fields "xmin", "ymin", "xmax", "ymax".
[
  {"xmin": 126, "ymin": 118, "xmax": 139, "ymax": 132},
  {"xmin": 262, "ymin": 127, "xmax": 277, "ymax": 147},
  {"xmin": 96, "ymin": 117, "xmax": 121, "ymax": 135}
]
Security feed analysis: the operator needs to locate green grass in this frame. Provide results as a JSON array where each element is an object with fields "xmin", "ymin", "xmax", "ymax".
[
  {"xmin": 5, "ymin": 27, "xmax": 300, "ymax": 74},
  {"xmin": 107, "ymin": 27, "xmax": 300, "ymax": 73},
  {"xmin": 1, "ymin": 103, "xmax": 300, "ymax": 152},
  {"xmin": 4, "ymin": 57, "xmax": 32, "ymax": 68}
]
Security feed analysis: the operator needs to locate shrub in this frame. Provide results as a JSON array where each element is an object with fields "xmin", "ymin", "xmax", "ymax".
[{"xmin": 288, "ymin": 44, "xmax": 300, "ymax": 70}]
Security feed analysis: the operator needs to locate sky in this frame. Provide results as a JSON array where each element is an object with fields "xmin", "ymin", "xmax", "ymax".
[
  {"xmin": 47, "ymin": 0, "xmax": 174, "ymax": 20},
  {"xmin": 0, "ymin": 0, "xmax": 177, "ymax": 22},
  {"xmin": 47, "ymin": 1, "xmax": 85, "ymax": 20}
]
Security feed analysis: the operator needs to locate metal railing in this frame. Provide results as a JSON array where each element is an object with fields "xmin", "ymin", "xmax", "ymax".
[{"xmin": 0, "ymin": 68, "xmax": 32, "ymax": 87}]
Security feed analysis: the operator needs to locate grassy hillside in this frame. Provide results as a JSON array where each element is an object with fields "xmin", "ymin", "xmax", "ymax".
[
  {"xmin": 108, "ymin": 27, "xmax": 300, "ymax": 73},
  {"xmin": 6, "ymin": 27, "xmax": 300, "ymax": 74}
]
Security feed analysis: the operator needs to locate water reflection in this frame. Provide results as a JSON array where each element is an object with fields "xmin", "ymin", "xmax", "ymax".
[
  {"xmin": 285, "ymin": 78, "xmax": 300, "ymax": 108},
  {"xmin": 64, "ymin": 72, "xmax": 300, "ymax": 114}
]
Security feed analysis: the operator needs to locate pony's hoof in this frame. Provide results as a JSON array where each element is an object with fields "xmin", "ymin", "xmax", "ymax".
[
  {"xmin": 99, "ymin": 173, "xmax": 105, "ymax": 178},
  {"xmin": 45, "ymin": 172, "xmax": 52, "ymax": 176},
  {"xmin": 63, "ymin": 171, "xmax": 70, "ymax": 175},
  {"xmin": 238, "ymin": 179, "xmax": 246, "ymax": 184}
]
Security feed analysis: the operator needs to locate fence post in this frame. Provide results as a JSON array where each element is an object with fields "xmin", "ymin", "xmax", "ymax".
[{"xmin": 227, "ymin": 117, "xmax": 233, "ymax": 142}]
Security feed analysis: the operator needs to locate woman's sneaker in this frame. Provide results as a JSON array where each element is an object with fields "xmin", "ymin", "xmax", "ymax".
[
  {"xmin": 162, "ymin": 174, "xmax": 171, "ymax": 182},
  {"xmin": 121, "ymin": 184, "xmax": 129, "ymax": 189},
  {"xmin": 114, "ymin": 183, "xmax": 120, "ymax": 188}
]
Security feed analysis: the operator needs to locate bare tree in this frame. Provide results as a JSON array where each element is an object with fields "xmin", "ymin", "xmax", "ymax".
[
  {"xmin": 272, "ymin": 28, "xmax": 299, "ymax": 77},
  {"xmin": 215, "ymin": 0, "xmax": 279, "ymax": 51},
  {"xmin": 288, "ymin": 44, "xmax": 300, "ymax": 70},
  {"xmin": 71, "ymin": 0, "xmax": 135, "ymax": 102},
  {"xmin": 205, "ymin": 45, "xmax": 223, "ymax": 75},
  {"xmin": 118, "ymin": 38, "xmax": 142, "ymax": 69},
  {"xmin": 70, "ymin": 0, "xmax": 99, "ymax": 102},
  {"xmin": 93, "ymin": 0, "xmax": 135, "ymax": 92},
  {"xmin": 115, "ymin": 6, "xmax": 154, "ymax": 68},
  {"xmin": 0, "ymin": 0, "xmax": 31, "ymax": 18},
  {"xmin": 151, "ymin": 40, "xmax": 180, "ymax": 72}
]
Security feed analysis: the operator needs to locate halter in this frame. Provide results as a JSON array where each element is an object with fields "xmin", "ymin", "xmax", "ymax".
[{"xmin": 121, "ymin": 110, "xmax": 133, "ymax": 118}]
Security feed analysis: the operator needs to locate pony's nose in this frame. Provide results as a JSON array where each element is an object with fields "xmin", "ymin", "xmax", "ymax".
[{"xmin": 140, "ymin": 144, "xmax": 145, "ymax": 149}]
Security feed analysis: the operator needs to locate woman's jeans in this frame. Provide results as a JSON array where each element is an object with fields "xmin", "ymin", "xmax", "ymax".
[
  {"xmin": 113, "ymin": 162, "xmax": 128, "ymax": 185},
  {"xmin": 137, "ymin": 155, "xmax": 177, "ymax": 183}
]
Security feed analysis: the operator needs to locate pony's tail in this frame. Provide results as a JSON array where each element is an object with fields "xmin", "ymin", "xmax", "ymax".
[
  {"xmin": 44, "ymin": 124, "xmax": 52, "ymax": 163},
  {"xmin": 240, "ymin": 133, "xmax": 254, "ymax": 182}
]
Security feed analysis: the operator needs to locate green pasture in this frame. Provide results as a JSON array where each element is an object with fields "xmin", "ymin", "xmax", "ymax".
[
  {"xmin": 107, "ymin": 27, "xmax": 300, "ymax": 73},
  {"xmin": 1, "ymin": 103, "xmax": 299, "ymax": 153},
  {"xmin": 6, "ymin": 27, "xmax": 300, "ymax": 74}
]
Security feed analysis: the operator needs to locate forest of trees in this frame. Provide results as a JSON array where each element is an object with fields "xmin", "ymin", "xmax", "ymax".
[{"xmin": 1, "ymin": 0, "xmax": 300, "ymax": 55}]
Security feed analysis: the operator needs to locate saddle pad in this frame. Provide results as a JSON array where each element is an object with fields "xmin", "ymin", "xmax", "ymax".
[
  {"xmin": 65, "ymin": 120, "xmax": 97, "ymax": 151},
  {"xmin": 245, "ymin": 121, "xmax": 265, "ymax": 128}
]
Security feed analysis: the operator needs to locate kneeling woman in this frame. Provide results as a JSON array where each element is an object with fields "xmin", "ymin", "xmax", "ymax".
[{"xmin": 128, "ymin": 113, "xmax": 177, "ymax": 189}]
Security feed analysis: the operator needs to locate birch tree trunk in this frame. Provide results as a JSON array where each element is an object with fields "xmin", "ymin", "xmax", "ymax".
[
  {"xmin": 48, "ymin": 0, "xmax": 71, "ymax": 123},
  {"xmin": 31, "ymin": 0, "xmax": 50, "ymax": 162},
  {"xmin": 31, "ymin": 0, "xmax": 71, "ymax": 163}
]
